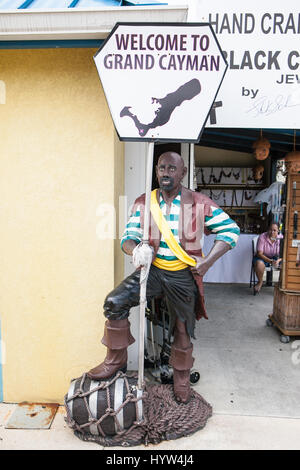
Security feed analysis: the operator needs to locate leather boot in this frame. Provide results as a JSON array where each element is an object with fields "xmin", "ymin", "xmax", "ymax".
[
  {"xmin": 169, "ymin": 344, "xmax": 194, "ymax": 404},
  {"xmin": 87, "ymin": 318, "xmax": 135, "ymax": 381}
]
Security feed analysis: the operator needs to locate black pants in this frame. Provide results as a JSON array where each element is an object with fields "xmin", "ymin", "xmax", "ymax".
[{"xmin": 103, "ymin": 265, "xmax": 198, "ymax": 338}]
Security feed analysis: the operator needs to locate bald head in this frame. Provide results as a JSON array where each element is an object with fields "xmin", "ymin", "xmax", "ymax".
[
  {"xmin": 156, "ymin": 151, "xmax": 187, "ymax": 194},
  {"xmin": 157, "ymin": 152, "xmax": 185, "ymax": 169}
]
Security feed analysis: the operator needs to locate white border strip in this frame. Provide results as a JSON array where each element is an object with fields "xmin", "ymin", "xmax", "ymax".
[{"xmin": 0, "ymin": 6, "xmax": 188, "ymax": 41}]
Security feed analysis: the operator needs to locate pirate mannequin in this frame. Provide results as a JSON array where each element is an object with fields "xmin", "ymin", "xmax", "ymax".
[{"xmin": 88, "ymin": 152, "xmax": 240, "ymax": 403}]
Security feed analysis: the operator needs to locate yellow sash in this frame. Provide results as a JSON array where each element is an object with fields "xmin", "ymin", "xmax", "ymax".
[{"xmin": 150, "ymin": 189, "xmax": 196, "ymax": 268}]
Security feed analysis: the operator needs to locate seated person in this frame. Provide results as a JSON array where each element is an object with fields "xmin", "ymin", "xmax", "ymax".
[{"xmin": 253, "ymin": 222, "xmax": 282, "ymax": 294}]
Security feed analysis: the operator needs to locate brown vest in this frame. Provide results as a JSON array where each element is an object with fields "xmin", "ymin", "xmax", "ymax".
[{"xmin": 132, "ymin": 186, "xmax": 218, "ymax": 320}]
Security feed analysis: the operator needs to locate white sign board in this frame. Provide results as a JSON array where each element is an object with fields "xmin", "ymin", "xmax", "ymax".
[
  {"xmin": 194, "ymin": 0, "xmax": 300, "ymax": 128},
  {"xmin": 94, "ymin": 23, "xmax": 227, "ymax": 142}
]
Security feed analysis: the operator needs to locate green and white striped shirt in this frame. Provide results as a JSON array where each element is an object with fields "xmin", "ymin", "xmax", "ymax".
[{"xmin": 121, "ymin": 192, "xmax": 240, "ymax": 260}]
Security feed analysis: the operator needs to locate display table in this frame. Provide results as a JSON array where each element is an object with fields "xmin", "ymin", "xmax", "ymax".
[{"xmin": 203, "ymin": 233, "xmax": 257, "ymax": 283}]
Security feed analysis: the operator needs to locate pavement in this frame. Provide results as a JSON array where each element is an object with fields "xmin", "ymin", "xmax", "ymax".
[{"xmin": 1, "ymin": 282, "xmax": 300, "ymax": 451}]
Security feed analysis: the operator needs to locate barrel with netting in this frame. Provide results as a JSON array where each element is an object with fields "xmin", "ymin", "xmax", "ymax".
[{"xmin": 64, "ymin": 372, "xmax": 145, "ymax": 441}]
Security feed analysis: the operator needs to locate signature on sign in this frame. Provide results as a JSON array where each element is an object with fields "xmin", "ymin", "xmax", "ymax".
[{"xmin": 246, "ymin": 94, "xmax": 300, "ymax": 117}]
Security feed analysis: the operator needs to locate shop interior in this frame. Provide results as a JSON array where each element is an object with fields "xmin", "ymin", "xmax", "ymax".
[{"xmin": 153, "ymin": 129, "xmax": 299, "ymax": 284}]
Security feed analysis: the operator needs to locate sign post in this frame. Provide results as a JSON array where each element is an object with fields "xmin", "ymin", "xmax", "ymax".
[{"xmin": 94, "ymin": 22, "xmax": 227, "ymax": 390}]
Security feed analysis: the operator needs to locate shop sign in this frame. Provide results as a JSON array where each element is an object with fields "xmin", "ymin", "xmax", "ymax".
[
  {"xmin": 196, "ymin": 0, "xmax": 300, "ymax": 128},
  {"xmin": 94, "ymin": 23, "xmax": 227, "ymax": 142}
]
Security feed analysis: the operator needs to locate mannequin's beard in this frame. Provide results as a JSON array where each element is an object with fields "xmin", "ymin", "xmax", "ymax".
[{"xmin": 159, "ymin": 177, "xmax": 175, "ymax": 191}]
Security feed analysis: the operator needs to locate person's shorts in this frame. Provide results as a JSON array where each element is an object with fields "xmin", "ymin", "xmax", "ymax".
[{"xmin": 253, "ymin": 256, "xmax": 278, "ymax": 267}]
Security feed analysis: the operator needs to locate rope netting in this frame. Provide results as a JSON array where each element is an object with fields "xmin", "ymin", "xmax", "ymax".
[{"xmin": 64, "ymin": 372, "xmax": 212, "ymax": 447}]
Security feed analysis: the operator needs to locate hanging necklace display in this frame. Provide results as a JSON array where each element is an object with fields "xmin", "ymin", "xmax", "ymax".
[
  {"xmin": 240, "ymin": 189, "xmax": 244, "ymax": 207},
  {"xmin": 221, "ymin": 167, "xmax": 232, "ymax": 179},
  {"xmin": 211, "ymin": 189, "xmax": 224, "ymax": 201},
  {"xmin": 232, "ymin": 168, "xmax": 241, "ymax": 180},
  {"xmin": 241, "ymin": 168, "xmax": 246, "ymax": 184},
  {"xmin": 230, "ymin": 189, "xmax": 245, "ymax": 207},
  {"xmin": 244, "ymin": 189, "xmax": 253, "ymax": 200},
  {"xmin": 201, "ymin": 167, "xmax": 216, "ymax": 186},
  {"xmin": 247, "ymin": 167, "xmax": 253, "ymax": 182},
  {"xmin": 200, "ymin": 168, "xmax": 208, "ymax": 186},
  {"xmin": 231, "ymin": 189, "xmax": 234, "ymax": 208},
  {"xmin": 195, "ymin": 167, "xmax": 201, "ymax": 183},
  {"xmin": 212, "ymin": 168, "xmax": 223, "ymax": 184},
  {"xmin": 223, "ymin": 190, "xmax": 227, "ymax": 207},
  {"xmin": 231, "ymin": 189, "xmax": 239, "ymax": 208}
]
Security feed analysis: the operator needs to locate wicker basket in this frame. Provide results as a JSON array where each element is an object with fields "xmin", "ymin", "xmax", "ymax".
[{"xmin": 273, "ymin": 286, "xmax": 300, "ymax": 331}]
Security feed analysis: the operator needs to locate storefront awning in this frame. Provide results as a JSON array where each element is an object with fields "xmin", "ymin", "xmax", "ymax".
[
  {"xmin": 200, "ymin": 128, "xmax": 300, "ymax": 159},
  {"xmin": 0, "ymin": 0, "xmax": 187, "ymax": 42}
]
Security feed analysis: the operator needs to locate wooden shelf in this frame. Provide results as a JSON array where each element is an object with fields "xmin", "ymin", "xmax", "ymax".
[
  {"xmin": 197, "ymin": 184, "xmax": 265, "ymax": 190},
  {"xmin": 223, "ymin": 206, "xmax": 261, "ymax": 211}
]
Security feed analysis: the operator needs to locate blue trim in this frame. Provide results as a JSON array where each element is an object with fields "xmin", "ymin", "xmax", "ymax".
[
  {"xmin": 68, "ymin": 0, "xmax": 80, "ymax": 6},
  {"xmin": 18, "ymin": 0, "xmax": 35, "ymax": 8},
  {"xmin": 0, "ymin": 318, "xmax": 3, "ymax": 402},
  {"xmin": 0, "ymin": 39, "xmax": 104, "ymax": 49},
  {"xmin": 122, "ymin": 1, "xmax": 167, "ymax": 4}
]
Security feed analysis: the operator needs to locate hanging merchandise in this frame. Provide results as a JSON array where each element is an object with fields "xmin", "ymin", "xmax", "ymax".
[
  {"xmin": 242, "ymin": 168, "xmax": 246, "ymax": 184},
  {"xmin": 196, "ymin": 164, "xmax": 269, "ymax": 235},
  {"xmin": 230, "ymin": 189, "xmax": 246, "ymax": 208},
  {"xmin": 253, "ymin": 182, "xmax": 284, "ymax": 214},
  {"xmin": 260, "ymin": 203, "xmax": 263, "ymax": 217},
  {"xmin": 252, "ymin": 164, "xmax": 264, "ymax": 182},
  {"xmin": 293, "ymin": 211, "xmax": 298, "ymax": 239},
  {"xmin": 200, "ymin": 167, "xmax": 215, "ymax": 186},
  {"xmin": 232, "ymin": 168, "xmax": 241, "ymax": 180},
  {"xmin": 296, "ymin": 245, "xmax": 300, "ymax": 268},
  {"xmin": 283, "ymin": 131, "xmax": 300, "ymax": 174},
  {"xmin": 284, "ymin": 151, "xmax": 300, "ymax": 174},
  {"xmin": 212, "ymin": 168, "xmax": 223, "ymax": 184},
  {"xmin": 210, "ymin": 189, "xmax": 224, "ymax": 202},
  {"xmin": 292, "ymin": 181, "xmax": 297, "ymax": 207},
  {"xmin": 252, "ymin": 131, "xmax": 271, "ymax": 161},
  {"xmin": 231, "ymin": 189, "xmax": 237, "ymax": 208},
  {"xmin": 221, "ymin": 167, "xmax": 232, "ymax": 179},
  {"xmin": 223, "ymin": 190, "xmax": 227, "ymax": 207},
  {"xmin": 244, "ymin": 190, "xmax": 253, "ymax": 201}
]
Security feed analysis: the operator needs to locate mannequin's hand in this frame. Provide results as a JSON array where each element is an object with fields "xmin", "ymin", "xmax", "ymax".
[
  {"xmin": 190, "ymin": 256, "xmax": 211, "ymax": 276},
  {"xmin": 132, "ymin": 242, "xmax": 154, "ymax": 269}
]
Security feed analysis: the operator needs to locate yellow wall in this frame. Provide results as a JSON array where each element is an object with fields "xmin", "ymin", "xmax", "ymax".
[{"xmin": 0, "ymin": 48, "xmax": 124, "ymax": 403}]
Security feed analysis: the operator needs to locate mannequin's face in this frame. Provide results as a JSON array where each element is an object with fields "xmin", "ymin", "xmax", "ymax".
[{"xmin": 156, "ymin": 152, "xmax": 187, "ymax": 193}]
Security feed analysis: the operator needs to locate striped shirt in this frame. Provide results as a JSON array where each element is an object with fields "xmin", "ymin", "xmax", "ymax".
[{"xmin": 121, "ymin": 192, "xmax": 240, "ymax": 259}]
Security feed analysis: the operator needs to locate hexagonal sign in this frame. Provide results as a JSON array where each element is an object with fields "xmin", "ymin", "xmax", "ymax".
[{"xmin": 94, "ymin": 22, "xmax": 227, "ymax": 143}]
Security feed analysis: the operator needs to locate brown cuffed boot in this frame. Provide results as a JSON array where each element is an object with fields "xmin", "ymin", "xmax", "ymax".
[
  {"xmin": 169, "ymin": 344, "xmax": 194, "ymax": 404},
  {"xmin": 87, "ymin": 318, "xmax": 135, "ymax": 381}
]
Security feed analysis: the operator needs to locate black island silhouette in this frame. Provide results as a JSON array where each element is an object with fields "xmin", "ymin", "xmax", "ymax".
[{"xmin": 120, "ymin": 78, "xmax": 201, "ymax": 137}]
